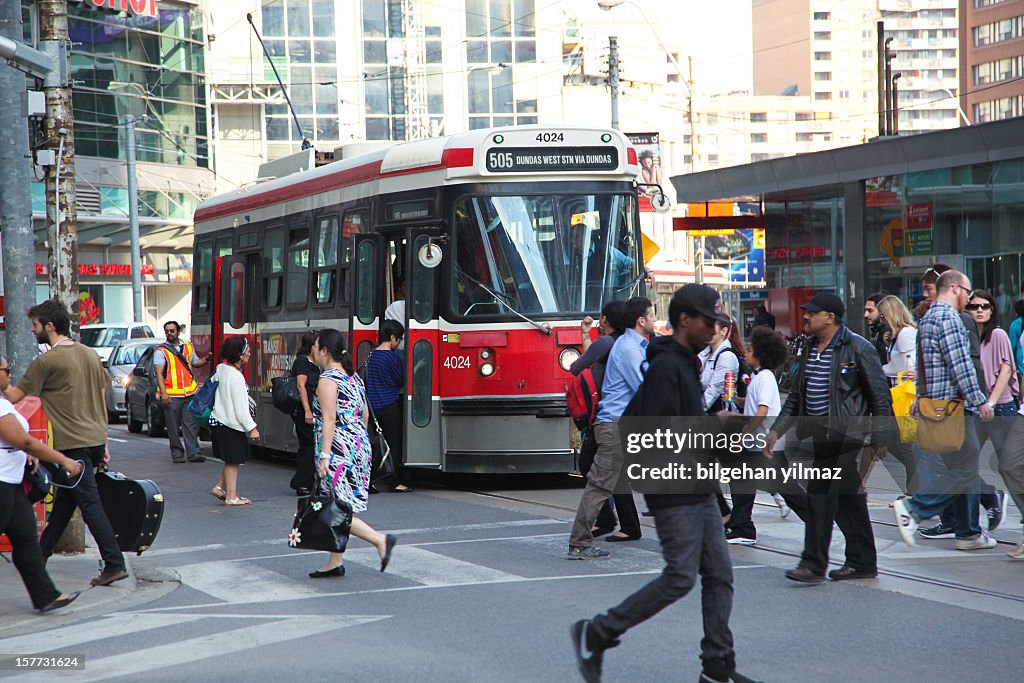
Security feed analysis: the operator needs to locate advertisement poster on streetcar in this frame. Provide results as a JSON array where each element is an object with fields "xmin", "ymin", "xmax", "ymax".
[{"xmin": 626, "ymin": 132, "xmax": 663, "ymax": 212}]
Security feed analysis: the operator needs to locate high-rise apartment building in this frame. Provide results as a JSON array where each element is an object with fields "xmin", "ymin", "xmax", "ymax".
[
  {"xmin": 880, "ymin": 0, "xmax": 962, "ymax": 133},
  {"xmin": 960, "ymin": 0, "xmax": 1024, "ymax": 123},
  {"xmin": 752, "ymin": 0, "xmax": 879, "ymax": 145}
]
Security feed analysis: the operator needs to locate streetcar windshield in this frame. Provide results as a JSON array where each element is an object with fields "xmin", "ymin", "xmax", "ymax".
[{"xmin": 451, "ymin": 193, "xmax": 641, "ymax": 317}]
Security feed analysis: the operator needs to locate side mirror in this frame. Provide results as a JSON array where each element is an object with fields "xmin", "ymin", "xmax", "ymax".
[
  {"xmin": 418, "ymin": 241, "xmax": 442, "ymax": 269},
  {"xmin": 132, "ymin": 367, "xmax": 147, "ymax": 377},
  {"xmin": 102, "ymin": 360, "xmax": 109, "ymax": 368}
]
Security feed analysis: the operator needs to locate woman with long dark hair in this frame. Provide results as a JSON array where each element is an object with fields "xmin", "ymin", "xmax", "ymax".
[
  {"xmin": 209, "ymin": 336, "xmax": 259, "ymax": 506},
  {"xmin": 289, "ymin": 331, "xmax": 319, "ymax": 496},
  {"xmin": 308, "ymin": 328, "xmax": 396, "ymax": 578},
  {"xmin": 969, "ymin": 289, "xmax": 1019, "ymax": 452}
]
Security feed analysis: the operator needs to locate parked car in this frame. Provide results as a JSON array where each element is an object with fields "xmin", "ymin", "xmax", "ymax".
[
  {"xmin": 104, "ymin": 339, "xmax": 161, "ymax": 422},
  {"xmin": 81, "ymin": 323, "xmax": 155, "ymax": 362},
  {"xmin": 125, "ymin": 345, "xmax": 168, "ymax": 437}
]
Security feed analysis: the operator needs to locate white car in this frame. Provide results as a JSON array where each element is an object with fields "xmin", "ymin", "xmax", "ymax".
[{"xmin": 81, "ymin": 323, "xmax": 156, "ymax": 362}]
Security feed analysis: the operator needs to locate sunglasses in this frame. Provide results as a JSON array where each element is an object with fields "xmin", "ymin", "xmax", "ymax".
[{"xmin": 965, "ymin": 303, "xmax": 992, "ymax": 311}]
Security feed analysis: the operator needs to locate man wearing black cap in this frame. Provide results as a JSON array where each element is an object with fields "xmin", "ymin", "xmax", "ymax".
[
  {"xmin": 765, "ymin": 292, "xmax": 893, "ymax": 583},
  {"xmin": 571, "ymin": 284, "xmax": 759, "ymax": 683}
]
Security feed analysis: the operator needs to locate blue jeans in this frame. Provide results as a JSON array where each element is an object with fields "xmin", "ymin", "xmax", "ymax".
[{"xmin": 909, "ymin": 420, "xmax": 982, "ymax": 538}]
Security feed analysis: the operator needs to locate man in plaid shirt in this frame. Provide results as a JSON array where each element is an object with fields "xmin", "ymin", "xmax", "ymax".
[{"xmin": 893, "ymin": 270, "xmax": 996, "ymax": 549}]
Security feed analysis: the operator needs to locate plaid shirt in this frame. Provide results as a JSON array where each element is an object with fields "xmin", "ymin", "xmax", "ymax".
[{"xmin": 916, "ymin": 301, "xmax": 986, "ymax": 412}]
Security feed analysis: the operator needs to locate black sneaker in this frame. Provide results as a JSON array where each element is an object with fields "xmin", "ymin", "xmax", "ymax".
[
  {"xmin": 918, "ymin": 522, "xmax": 955, "ymax": 539},
  {"xmin": 567, "ymin": 546, "xmax": 611, "ymax": 560},
  {"xmin": 725, "ymin": 529, "xmax": 756, "ymax": 546},
  {"xmin": 986, "ymin": 491, "xmax": 1007, "ymax": 532},
  {"xmin": 570, "ymin": 620, "xmax": 603, "ymax": 683}
]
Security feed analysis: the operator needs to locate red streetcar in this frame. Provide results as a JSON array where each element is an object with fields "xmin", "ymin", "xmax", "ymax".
[{"xmin": 190, "ymin": 125, "xmax": 647, "ymax": 473}]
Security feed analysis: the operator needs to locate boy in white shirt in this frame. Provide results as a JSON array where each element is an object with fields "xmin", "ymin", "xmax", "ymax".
[{"xmin": 725, "ymin": 327, "xmax": 809, "ymax": 544}]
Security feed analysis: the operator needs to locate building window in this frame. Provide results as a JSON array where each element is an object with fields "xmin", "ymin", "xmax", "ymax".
[
  {"xmin": 814, "ymin": 51, "xmax": 831, "ymax": 61},
  {"xmin": 750, "ymin": 133, "xmax": 767, "ymax": 144},
  {"xmin": 796, "ymin": 132, "xmax": 814, "ymax": 142},
  {"xmin": 813, "ymin": 31, "xmax": 831, "ymax": 41},
  {"xmin": 750, "ymin": 112, "xmax": 767, "ymax": 122},
  {"xmin": 815, "ymin": 91, "xmax": 832, "ymax": 101},
  {"xmin": 974, "ymin": 95, "xmax": 1024, "ymax": 123},
  {"xmin": 813, "ymin": 11, "xmax": 830, "ymax": 20},
  {"xmin": 814, "ymin": 72, "xmax": 832, "ymax": 81},
  {"xmin": 751, "ymin": 153, "xmax": 772, "ymax": 162},
  {"xmin": 973, "ymin": 56, "xmax": 1023, "ymax": 85},
  {"xmin": 462, "ymin": 0, "xmax": 536, "ymax": 130},
  {"xmin": 795, "ymin": 112, "xmax": 813, "ymax": 121},
  {"xmin": 974, "ymin": 15, "xmax": 1024, "ymax": 47}
]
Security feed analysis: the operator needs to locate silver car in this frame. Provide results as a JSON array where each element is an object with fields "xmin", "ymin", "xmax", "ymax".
[{"xmin": 104, "ymin": 338, "xmax": 160, "ymax": 422}]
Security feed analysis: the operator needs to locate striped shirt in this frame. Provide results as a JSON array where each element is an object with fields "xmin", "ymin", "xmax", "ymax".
[
  {"xmin": 803, "ymin": 338, "xmax": 837, "ymax": 416},
  {"xmin": 365, "ymin": 349, "xmax": 404, "ymax": 410},
  {"xmin": 917, "ymin": 301, "xmax": 986, "ymax": 411}
]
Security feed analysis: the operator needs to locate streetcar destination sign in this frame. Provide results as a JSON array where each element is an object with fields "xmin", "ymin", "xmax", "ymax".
[{"xmin": 485, "ymin": 146, "xmax": 619, "ymax": 173}]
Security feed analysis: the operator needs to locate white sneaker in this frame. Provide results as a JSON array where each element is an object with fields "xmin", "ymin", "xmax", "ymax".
[
  {"xmin": 1008, "ymin": 538, "xmax": 1024, "ymax": 560},
  {"xmin": 892, "ymin": 498, "xmax": 918, "ymax": 546},
  {"xmin": 954, "ymin": 532, "xmax": 998, "ymax": 551},
  {"xmin": 772, "ymin": 493, "xmax": 791, "ymax": 519}
]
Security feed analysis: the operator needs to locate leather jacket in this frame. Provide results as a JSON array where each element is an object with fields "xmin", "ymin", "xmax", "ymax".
[{"xmin": 774, "ymin": 325, "xmax": 895, "ymax": 446}]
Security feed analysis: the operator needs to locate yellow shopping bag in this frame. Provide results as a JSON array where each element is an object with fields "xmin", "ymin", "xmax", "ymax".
[{"xmin": 890, "ymin": 371, "xmax": 917, "ymax": 443}]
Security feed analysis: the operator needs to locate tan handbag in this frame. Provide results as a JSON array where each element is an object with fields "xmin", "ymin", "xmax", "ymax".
[
  {"xmin": 915, "ymin": 397, "xmax": 965, "ymax": 452},
  {"xmin": 914, "ymin": 336, "xmax": 965, "ymax": 452}
]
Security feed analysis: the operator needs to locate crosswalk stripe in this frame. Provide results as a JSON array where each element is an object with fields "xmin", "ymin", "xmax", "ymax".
[
  {"xmin": 5, "ymin": 615, "xmax": 389, "ymax": 682},
  {"xmin": 174, "ymin": 560, "xmax": 323, "ymax": 604},
  {"xmin": 341, "ymin": 545, "xmax": 524, "ymax": 586},
  {"xmin": 0, "ymin": 614, "xmax": 207, "ymax": 654}
]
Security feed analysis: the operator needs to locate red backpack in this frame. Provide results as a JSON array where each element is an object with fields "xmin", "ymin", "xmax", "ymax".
[{"xmin": 566, "ymin": 355, "xmax": 610, "ymax": 430}]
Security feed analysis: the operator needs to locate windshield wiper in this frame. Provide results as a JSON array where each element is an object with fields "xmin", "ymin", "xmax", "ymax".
[
  {"xmin": 457, "ymin": 268, "xmax": 552, "ymax": 335},
  {"xmin": 614, "ymin": 270, "xmax": 646, "ymax": 295}
]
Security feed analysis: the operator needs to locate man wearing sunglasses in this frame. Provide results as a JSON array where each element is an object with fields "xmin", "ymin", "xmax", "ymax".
[
  {"xmin": 917, "ymin": 264, "xmax": 1006, "ymax": 538},
  {"xmin": 894, "ymin": 271, "xmax": 996, "ymax": 550}
]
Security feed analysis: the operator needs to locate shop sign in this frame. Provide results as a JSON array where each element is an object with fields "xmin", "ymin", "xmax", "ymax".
[
  {"xmin": 82, "ymin": 0, "xmax": 158, "ymax": 18},
  {"xmin": 34, "ymin": 263, "xmax": 156, "ymax": 276},
  {"xmin": 904, "ymin": 228, "xmax": 933, "ymax": 256},
  {"xmin": 904, "ymin": 203, "xmax": 933, "ymax": 229}
]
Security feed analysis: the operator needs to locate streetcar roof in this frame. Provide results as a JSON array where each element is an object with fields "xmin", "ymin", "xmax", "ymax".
[{"xmin": 194, "ymin": 125, "xmax": 637, "ymax": 226}]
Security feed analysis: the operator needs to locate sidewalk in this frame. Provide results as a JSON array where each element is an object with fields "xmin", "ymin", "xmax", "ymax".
[{"xmin": 0, "ymin": 547, "xmax": 151, "ymax": 637}]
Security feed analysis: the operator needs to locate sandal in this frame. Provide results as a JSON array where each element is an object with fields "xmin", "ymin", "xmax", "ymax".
[
  {"xmin": 210, "ymin": 487, "xmax": 227, "ymax": 501},
  {"xmin": 224, "ymin": 497, "xmax": 251, "ymax": 506}
]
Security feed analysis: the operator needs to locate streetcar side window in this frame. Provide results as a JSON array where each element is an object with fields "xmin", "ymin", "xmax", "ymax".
[
  {"xmin": 286, "ymin": 226, "xmax": 311, "ymax": 309},
  {"xmin": 355, "ymin": 239, "xmax": 377, "ymax": 325},
  {"xmin": 263, "ymin": 226, "xmax": 285, "ymax": 310},
  {"xmin": 341, "ymin": 209, "xmax": 367, "ymax": 266},
  {"xmin": 314, "ymin": 215, "xmax": 339, "ymax": 306},
  {"xmin": 411, "ymin": 339, "xmax": 432, "ymax": 428},
  {"xmin": 195, "ymin": 240, "xmax": 213, "ymax": 312}
]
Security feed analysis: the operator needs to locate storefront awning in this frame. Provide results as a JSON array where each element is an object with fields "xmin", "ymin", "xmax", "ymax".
[{"xmin": 32, "ymin": 212, "xmax": 194, "ymax": 251}]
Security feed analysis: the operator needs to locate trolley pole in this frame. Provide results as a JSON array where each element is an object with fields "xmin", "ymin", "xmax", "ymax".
[
  {"xmin": 608, "ymin": 35, "xmax": 620, "ymax": 130},
  {"xmin": 125, "ymin": 115, "xmax": 143, "ymax": 321},
  {"xmin": 39, "ymin": 0, "xmax": 79, "ymax": 337},
  {"xmin": 0, "ymin": 0, "xmax": 41, "ymax": 377}
]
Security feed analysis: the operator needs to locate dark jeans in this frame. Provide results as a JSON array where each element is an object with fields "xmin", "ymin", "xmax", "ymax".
[
  {"xmin": 289, "ymin": 413, "xmax": 316, "ymax": 492},
  {"xmin": 726, "ymin": 451, "xmax": 810, "ymax": 536},
  {"xmin": 579, "ymin": 427, "xmax": 641, "ymax": 536},
  {"xmin": 911, "ymin": 419, "xmax": 983, "ymax": 538},
  {"xmin": 799, "ymin": 443, "xmax": 877, "ymax": 575},
  {"xmin": 372, "ymin": 401, "xmax": 409, "ymax": 487},
  {"xmin": 590, "ymin": 496, "xmax": 735, "ymax": 670},
  {"xmin": 38, "ymin": 445, "xmax": 125, "ymax": 573},
  {"xmin": 0, "ymin": 481, "xmax": 60, "ymax": 609}
]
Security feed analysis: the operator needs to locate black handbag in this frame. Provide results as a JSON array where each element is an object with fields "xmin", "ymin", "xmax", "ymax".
[
  {"xmin": 22, "ymin": 461, "xmax": 51, "ymax": 504},
  {"xmin": 368, "ymin": 411, "xmax": 394, "ymax": 480},
  {"xmin": 287, "ymin": 476, "xmax": 352, "ymax": 552},
  {"xmin": 271, "ymin": 375, "xmax": 301, "ymax": 415}
]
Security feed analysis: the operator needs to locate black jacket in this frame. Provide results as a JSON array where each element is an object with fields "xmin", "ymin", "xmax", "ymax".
[
  {"xmin": 630, "ymin": 335, "xmax": 711, "ymax": 509},
  {"xmin": 774, "ymin": 325, "xmax": 895, "ymax": 445}
]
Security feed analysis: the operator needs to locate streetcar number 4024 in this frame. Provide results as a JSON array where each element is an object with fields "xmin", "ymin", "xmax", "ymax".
[{"xmin": 536, "ymin": 132, "xmax": 564, "ymax": 142}]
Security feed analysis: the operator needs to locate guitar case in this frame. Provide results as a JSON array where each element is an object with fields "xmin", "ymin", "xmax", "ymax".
[{"xmin": 95, "ymin": 470, "xmax": 164, "ymax": 555}]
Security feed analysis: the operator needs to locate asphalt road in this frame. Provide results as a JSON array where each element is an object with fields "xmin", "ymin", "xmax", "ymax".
[{"xmin": 2, "ymin": 422, "xmax": 1022, "ymax": 682}]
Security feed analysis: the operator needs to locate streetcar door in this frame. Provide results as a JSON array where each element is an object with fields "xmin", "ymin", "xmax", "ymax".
[
  {"xmin": 213, "ymin": 254, "xmax": 252, "ymax": 366},
  {"xmin": 403, "ymin": 228, "xmax": 443, "ymax": 469},
  {"xmin": 350, "ymin": 233, "xmax": 385, "ymax": 373}
]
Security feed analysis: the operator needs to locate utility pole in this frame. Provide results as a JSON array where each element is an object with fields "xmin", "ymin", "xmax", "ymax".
[
  {"xmin": 608, "ymin": 35, "xmax": 620, "ymax": 130},
  {"xmin": 124, "ymin": 115, "xmax": 143, "ymax": 321},
  {"xmin": 876, "ymin": 21, "xmax": 886, "ymax": 137},
  {"xmin": 39, "ymin": 0, "xmax": 78, "ymax": 335},
  {"xmin": 883, "ymin": 37, "xmax": 895, "ymax": 136},
  {"xmin": 688, "ymin": 55, "xmax": 696, "ymax": 173},
  {"xmin": 0, "ymin": 0, "xmax": 41, "ymax": 379}
]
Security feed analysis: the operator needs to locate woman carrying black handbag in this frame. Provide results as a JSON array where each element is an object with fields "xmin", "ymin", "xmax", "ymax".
[
  {"xmin": 306, "ymin": 329, "xmax": 396, "ymax": 578},
  {"xmin": 0, "ymin": 358, "xmax": 84, "ymax": 612}
]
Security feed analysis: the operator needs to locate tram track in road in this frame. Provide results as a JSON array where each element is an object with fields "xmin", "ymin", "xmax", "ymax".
[{"xmin": 438, "ymin": 483, "xmax": 1024, "ymax": 605}]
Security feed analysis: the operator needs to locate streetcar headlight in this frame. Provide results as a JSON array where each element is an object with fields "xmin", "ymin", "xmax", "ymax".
[
  {"xmin": 558, "ymin": 347, "xmax": 581, "ymax": 372},
  {"xmin": 480, "ymin": 362, "xmax": 496, "ymax": 377},
  {"xmin": 479, "ymin": 348, "xmax": 493, "ymax": 360}
]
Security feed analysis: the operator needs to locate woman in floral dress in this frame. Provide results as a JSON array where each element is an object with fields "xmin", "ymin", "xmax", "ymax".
[{"xmin": 308, "ymin": 328, "xmax": 396, "ymax": 578}]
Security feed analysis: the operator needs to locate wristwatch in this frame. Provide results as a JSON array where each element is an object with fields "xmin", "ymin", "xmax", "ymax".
[
  {"xmin": 986, "ymin": 401, "xmax": 996, "ymax": 408},
  {"xmin": 318, "ymin": 452, "xmax": 331, "ymax": 461}
]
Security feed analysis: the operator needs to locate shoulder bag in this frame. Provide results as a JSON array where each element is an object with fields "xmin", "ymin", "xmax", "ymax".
[
  {"xmin": 287, "ymin": 469, "xmax": 353, "ymax": 552},
  {"xmin": 914, "ymin": 334, "xmax": 965, "ymax": 452}
]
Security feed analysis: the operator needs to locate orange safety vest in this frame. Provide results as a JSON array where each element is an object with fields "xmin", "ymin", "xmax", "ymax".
[{"xmin": 163, "ymin": 341, "xmax": 198, "ymax": 397}]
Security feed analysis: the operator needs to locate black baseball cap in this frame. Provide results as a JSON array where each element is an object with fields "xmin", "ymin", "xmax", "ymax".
[
  {"xmin": 672, "ymin": 284, "xmax": 730, "ymax": 324},
  {"xmin": 801, "ymin": 292, "xmax": 846, "ymax": 319}
]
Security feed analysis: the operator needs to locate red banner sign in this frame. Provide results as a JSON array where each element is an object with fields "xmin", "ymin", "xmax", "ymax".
[
  {"xmin": 904, "ymin": 202, "xmax": 933, "ymax": 229},
  {"xmin": 34, "ymin": 263, "xmax": 156, "ymax": 276},
  {"xmin": 88, "ymin": 0, "xmax": 158, "ymax": 18}
]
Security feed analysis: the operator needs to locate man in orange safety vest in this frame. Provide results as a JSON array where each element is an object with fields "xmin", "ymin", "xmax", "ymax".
[{"xmin": 154, "ymin": 321, "xmax": 213, "ymax": 463}]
